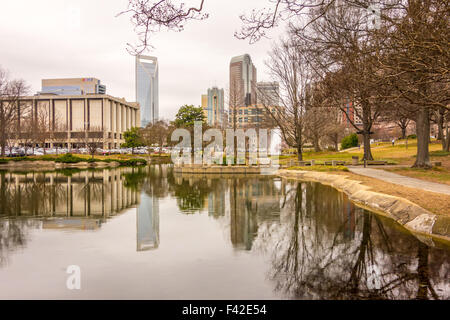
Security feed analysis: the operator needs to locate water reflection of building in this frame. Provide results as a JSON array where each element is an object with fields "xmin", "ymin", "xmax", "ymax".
[
  {"xmin": 171, "ymin": 173, "xmax": 282, "ymax": 251},
  {"xmin": 230, "ymin": 177, "xmax": 281, "ymax": 250},
  {"xmin": 0, "ymin": 168, "xmax": 140, "ymax": 220},
  {"xmin": 137, "ymin": 193, "xmax": 159, "ymax": 251}
]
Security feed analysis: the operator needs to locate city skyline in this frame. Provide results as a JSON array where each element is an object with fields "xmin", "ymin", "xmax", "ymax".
[{"xmin": 0, "ymin": 0, "xmax": 283, "ymax": 121}]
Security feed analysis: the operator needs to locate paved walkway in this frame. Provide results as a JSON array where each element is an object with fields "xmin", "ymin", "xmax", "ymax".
[{"xmin": 348, "ymin": 167, "xmax": 450, "ymax": 196}]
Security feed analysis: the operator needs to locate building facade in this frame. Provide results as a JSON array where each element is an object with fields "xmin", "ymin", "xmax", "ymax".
[
  {"xmin": 40, "ymin": 78, "xmax": 106, "ymax": 96},
  {"xmin": 228, "ymin": 104, "xmax": 283, "ymax": 129},
  {"xmin": 12, "ymin": 94, "xmax": 140, "ymax": 149},
  {"xmin": 230, "ymin": 54, "xmax": 257, "ymax": 107},
  {"xmin": 201, "ymin": 94, "xmax": 208, "ymax": 120},
  {"xmin": 201, "ymin": 87, "xmax": 224, "ymax": 127},
  {"xmin": 136, "ymin": 55, "xmax": 159, "ymax": 127},
  {"xmin": 257, "ymin": 82, "xmax": 279, "ymax": 106}
]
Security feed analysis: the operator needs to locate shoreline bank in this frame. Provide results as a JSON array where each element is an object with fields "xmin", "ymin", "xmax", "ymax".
[{"xmin": 0, "ymin": 160, "xmax": 145, "ymax": 171}]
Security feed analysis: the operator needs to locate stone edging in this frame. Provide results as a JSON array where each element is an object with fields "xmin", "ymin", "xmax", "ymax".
[
  {"xmin": 277, "ymin": 169, "xmax": 450, "ymax": 243},
  {"xmin": 173, "ymin": 165, "xmax": 263, "ymax": 174}
]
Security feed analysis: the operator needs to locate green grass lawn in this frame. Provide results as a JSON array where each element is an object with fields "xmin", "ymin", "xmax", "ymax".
[
  {"xmin": 279, "ymin": 139, "xmax": 444, "ymax": 165},
  {"xmin": 280, "ymin": 139, "xmax": 450, "ymax": 184}
]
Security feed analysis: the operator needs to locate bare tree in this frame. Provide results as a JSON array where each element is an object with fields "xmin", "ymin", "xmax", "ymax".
[
  {"xmin": 18, "ymin": 109, "xmax": 35, "ymax": 156},
  {"xmin": 141, "ymin": 119, "xmax": 171, "ymax": 153},
  {"xmin": 0, "ymin": 68, "xmax": 29, "ymax": 157},
  {"xmin": 34, "ymin": 104, "xmax": 51, "ymax": 154},
  {"xmin": 81, "ymin": 126, "xmax": 105, "ymax": 159},
  {"xmin": 264, "ymin": 38, "xmax": 311, "ymax": 161},
  {"xmin": 118, "ymin": 0, "xmax": 208, "ymax": 54},
  {"xmin": 432, "ymin": 107, "xmax": 449, "ymax": 152},
  {"xmin": 378, "ymin": 0, "xmax": 450, "ymax": 167}
]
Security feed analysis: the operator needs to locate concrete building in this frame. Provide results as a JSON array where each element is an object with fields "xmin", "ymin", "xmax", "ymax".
[
  {"xmin": 230, "ymin": 54, "xmax": 257, "ymax": 107},
  {"xmin": 228, "ymin": 104, "xmax": 282, "ymax": 129},
  {"xmin": 201, "ymin": 87, "xmax": 224, "ymax": 127},
  {"xmin": 136, "ymin": 55, "xmax": 159, "ymax": 127},
  {"xmin": 257, "ymin": 82, "xmax": 279, "ymax": 106},
  {"xmin": 13, "ymin": 93, "xmax": 140, "ymax": 149},
  {"xmin": 201, "ymin": 94, "xmax": 208, "ymax": 120},
  {"xmin": 40, "ymin": 77, "xmax": 106, "ymax": 95}
]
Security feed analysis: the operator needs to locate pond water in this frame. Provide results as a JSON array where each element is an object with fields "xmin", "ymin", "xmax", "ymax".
[{"xmin": 0, "ymin": 165, "xmax": 449, "ymax": 299}]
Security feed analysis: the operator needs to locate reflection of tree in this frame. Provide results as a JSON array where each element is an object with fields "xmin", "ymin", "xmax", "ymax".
[
  {"xmin": 122, "ymin": 168, "xmax": 146, "ymax": 192},
  {"xmin": 169, "ymin": 177, "xmax": 212, "ymax": 213},
  {"xmin": 253, "ymin": 181, "xmax": 450, "ymax": 300},
  {"xmin": 416, "ymin": 243, "xmax": 439, "ymax": 300},
  {"xmin": 0, "ymin": 219, "xmax": 41, "ymax": 267},
  {"xmin": 0, "ymin": 172, "xmax": 67, "ymax": 216}
]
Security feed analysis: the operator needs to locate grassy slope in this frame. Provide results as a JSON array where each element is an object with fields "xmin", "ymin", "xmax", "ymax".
[{"xmin": 281, "ymin": 139, "xmax": 449, "ymax": 184}]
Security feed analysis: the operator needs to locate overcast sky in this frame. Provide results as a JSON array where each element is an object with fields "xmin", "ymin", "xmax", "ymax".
[{"xmin": 0, "ymin": 0, "xmax": 285, "ymax": 120}]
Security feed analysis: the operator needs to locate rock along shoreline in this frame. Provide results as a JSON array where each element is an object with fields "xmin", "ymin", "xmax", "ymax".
[{"xmin": 277, "ymin": 169, "xmax": 450, "ymax": 245}]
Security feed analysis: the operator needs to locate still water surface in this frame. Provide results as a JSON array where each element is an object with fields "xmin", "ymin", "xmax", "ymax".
[{"xmin": 0, "ymin": 165, "xmax": 449, "ymax": 299}]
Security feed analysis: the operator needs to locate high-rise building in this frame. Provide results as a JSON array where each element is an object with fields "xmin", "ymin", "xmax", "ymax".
[
  {"xmin": 229, "ymin": 54, "xmax": 257, "ymax": 107},
  {"xmin": 136, "ymin": 55, "xmax": 159, "ymax": 127},
  {"xmin": 40, "ymin": 78, "xmax": 106, "ymax": 95},
  {"xmin": 257, "ymin": 82, "xmax": 280, "ymax": 106},
  {"xmin": 201, "ymin": 94, "xmax": 208, "ymax": 120},
  {"xmin": 202, "ymin": 87, "xmax": 224, "ymax": 127}
]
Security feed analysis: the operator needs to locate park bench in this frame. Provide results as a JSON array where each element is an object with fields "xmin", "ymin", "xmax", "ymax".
[
  {"xmin": 288, "ymin": 160, "xmax": 313, "ymax": 167},
  {"xmin": 366, "ymin": 160, "xmax": 388, "ymax": 165},
  {"xmin": 324, "ymin": 160, "xmax": 346, "ymax": 166}
]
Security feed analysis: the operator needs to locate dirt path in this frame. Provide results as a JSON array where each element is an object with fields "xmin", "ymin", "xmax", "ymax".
[{"xmin": 348, "ymin": 167, "xmax": 450, "ymax": 195}]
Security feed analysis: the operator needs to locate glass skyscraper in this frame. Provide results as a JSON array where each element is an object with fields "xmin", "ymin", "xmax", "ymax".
[
  {"xmin": 202, "ymin": 87, "xmax": 224, "ymax": 127},
  {"xmin": 136, "ymin": 55, "xmax": 159, "ymax": 127}
]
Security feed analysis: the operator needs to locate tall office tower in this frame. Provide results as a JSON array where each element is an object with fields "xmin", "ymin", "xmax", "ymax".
[
  {"xmin": 202, "ymin": 87, "xmax": 224, "ymax": 127},
  {"xmin": 40, "ymin": 78, "xmax": 106, "ymax": 95},
  {"xmin": 257, "ymin": 82, "xmax": 280, "ymax": 106},
  {"xmin": 229, "ymin": 54, "xmax": 257, "ymax": 107},
  {"xmin": 136, "ymin": 55, "xmax": 159, "ymax": 127},
  {"xmin": 201, "ymin": 94, "xmax": 208, "ymax": 120}
]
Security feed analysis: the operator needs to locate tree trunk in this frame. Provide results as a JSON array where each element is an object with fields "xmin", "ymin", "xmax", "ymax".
[
  {"xmin": 401, "ymin": 126, "xmax": 407, "ymax": 140},
  {"xmin": 362, "ymin": 132, "xmax": 373, "ymax": 161},
  {"xmin": 333, "ymin": 133, "xmax": 339, "ymax": 151},
  {"xmin": 0, "ymin": 127, "xmax": 5, "ymax": 157},
  {"xmin": 361, "ymin": 104, "xmax": 374, "ymax": 160},
  {"xmin": 313, "ymin": 135, "xmax": 321, "ymax": 152},
  {"xmin": 296, "ymin": 126, "xmax": 303, "ymax": 161},
  {"xmin": 413, "ymin": 107, "xmax": 432, "ymax": 168},
  {"xmin": 444, "ymin": 123, "xmax": 450, "ymax": 152},
  {"xmin": 297, "ymin": 144, "xmax": 303, "ymax": 161},
  {"xmin": 437, "ymin": 111, "xmax": 444, "ymax": 141}
]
